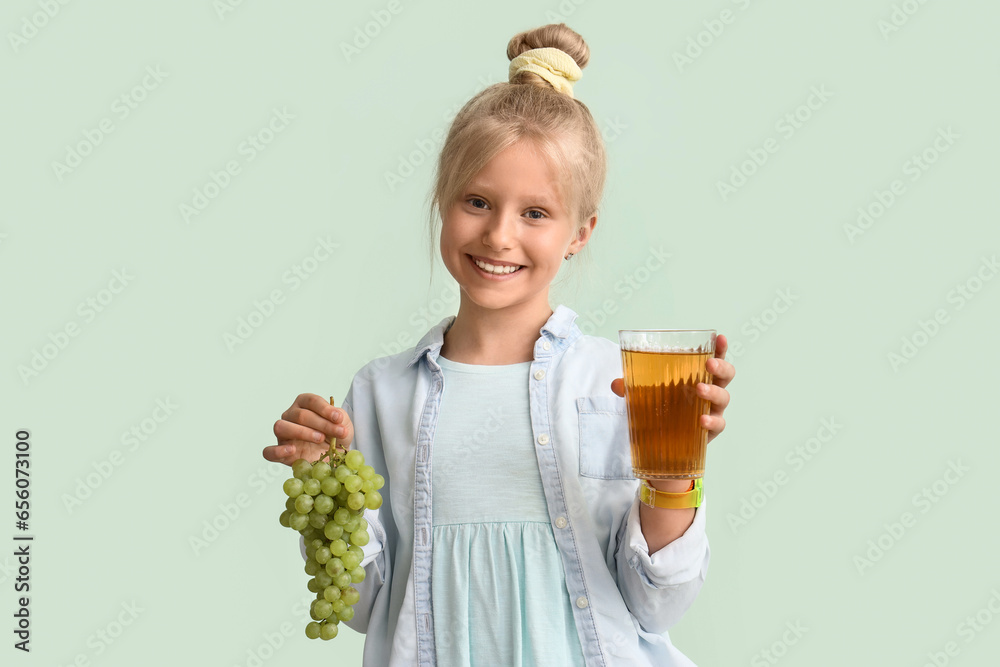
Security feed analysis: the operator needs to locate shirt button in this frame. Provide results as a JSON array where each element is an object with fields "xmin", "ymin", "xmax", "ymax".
[
  {"xmin": 542, "ymin": 341, "xmax": 551, "ymax": 351},
  {"xmin": 576, "ymin": 596, "xmax": 589, "ymax": 609},
  {"xmin": 537, "ymin": 434, "xmax": 549, "ymax": 446},
  {"xmin": 555, "ymin": 516, "xmax": 568, "ymax": 529},
  {"xmin": 533, "ymin": 369, "xmax": 545, "ymax": 380}
]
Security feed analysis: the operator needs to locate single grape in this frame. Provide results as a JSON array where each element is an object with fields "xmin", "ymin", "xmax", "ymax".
[
  {"xmin": 305, "ymin": 621, "xmax": 321, "ymax": 639},
  {"xmin": 336, "ymin": 488, "xmax": 350, "ymax": 505},
  {"xmin": 343, "ymin": 515, "xmax": 361, "ymax": 533},
  {"xmin": 334, "ymin": 571, "xmax": 352, "ymax": 589},
  {"xmin": 309, "ymin": 601, "xmax": 324, "ymax": 621},
  {"xmin": 319, "ymin": 622, "xmax": 339, "ymax": 640},
  {"xmin": 303, "ymin": 478, "xmax": 322, "ymax": 496},
  {"xmin": 331, "ymin": 599, "xmax": 346, "ymax": 615},
  {"xmin": 358, "ymin": 517, "xmax": 368, "ymax": 531},
  {"xmin": 341, "ymin": 551, "xmax": 361, "ymax": 571},
  {"xmin": 309, "ymin": 538, "xmax": 324, "ymax": 550},
  {"xmin": 337, "ymin": 606, "xmax": 355, "ymax": 623},
  {"xmin": 315, "ymin": 547, "xmax": 332, "ymax": 564},
  {"xmin": 314, "ymin": 494, "xmax": 335, "ymax": 515},
  {"xmin": 309, "ymin": 512, "xmax": 328, "ymax": 529},
  {"xmin": 334, "ymin": 465, "xmax": 352, "ymax": 483},
  {"xmin": 344, "ymin": 475, "xmax": 363, "ymax": 494},
  {"xmin": 307, "ymin": 577, "xmax": 322, "ymax": 593},
  {"xmin": 314, "ymin": 600, "xmax": 333, "ymax": 619},
  {"xmin": 305, "ymin": 560, "xmax": 320, "ymax": 576},
  {"xmin": 330, "ymin": 539, "xmax": 348, "ymax": 557},
  {"xmin": 316, "ymin": 570, "xmax": 333, "ymax": 587},
  {"xmin": 348, "ymin": 545, "xmax": 364, "ymax": 559},
  {"xmin": 325, "ymin": 557, "xmax": 345, "ymax": 577},
  {"xmin": 324, "ymin": 522, "xmax": 344, "ymax": 541},
  {"xmin": 360, "ymin": 479, "xmax": 374, "ymax": 494},
  {"xmin": 295, "ymin": 494, "xmax": 314, "ymax": 514},
  {"xmin": 351, "ymin": 529, "xmax": 370, "ymax": 546},
  {"xmin": 324, "ymin": 585, "xmax": 342, "ymax": 603},
  {"xmin": 365, "ymin": 491, "xmax": 383, "ymax": 510},
  {"xmin": 320, "ymin": 477, "xmax": 341, "ymax": 497},
  {"xmin": 285, "ymin": 497, "xmax": 296, "ymax": 511},
  {"xmin": 289, "ymin": 512, "xmax": 310, "ymax": 531},
  {"xmin": 350, "ymin": 566, "xmax": 366, "ymax": 583},
  {"xmin": 283, "ymin": 478, "xmax": 304, "ymax": 498},
  {"xmin": 333, "ymin": 508, "xmax": 350, "ymax": 525},
  {"xmin": 347, "ymin": 492, "xmax": 366, "ymax": 511},
  {"xmin": 279, "ymin": 510, "xmax": 291, "ymax": 527},
  {"xmin": 358, "ymin": 465, "xmax": 375, "ymax": 481},
  {"xmin": 341, "ymin": 587, "xmax": 361, "ymax": 606},
  {"xmin": 311, "ymin": 461, "xmax": 332, "ymax": 480},
  {"xmin": 346, "ymin": 450, "xmax": 365, "ymax": 470},
  {"xmin": 292, "ymin": 459, "xmax": 313, "ymax": 479},
  {"xmin": 372, "ymin": 474, "xmax": 385, "ymax": 490}
]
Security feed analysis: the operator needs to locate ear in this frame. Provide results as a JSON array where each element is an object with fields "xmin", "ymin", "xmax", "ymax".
[{"xmin": 568, "ymin": 214, "xmax": 597, "ymax": 254}]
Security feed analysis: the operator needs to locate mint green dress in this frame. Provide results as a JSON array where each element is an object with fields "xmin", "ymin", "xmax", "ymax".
[{"xmin": 431, "ymin": 355, "xmax": 585, "ymax": 666}]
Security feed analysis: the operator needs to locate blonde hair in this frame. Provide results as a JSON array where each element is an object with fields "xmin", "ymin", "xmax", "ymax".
[{"xmin": 424, "ymin": 23, "xmax": 607, "ymax": 290}]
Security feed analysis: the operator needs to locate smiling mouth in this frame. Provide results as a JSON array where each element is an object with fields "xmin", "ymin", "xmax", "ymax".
[{"xmin": 468, "ymin": 254, "xmax": 525, "ymax": 275}]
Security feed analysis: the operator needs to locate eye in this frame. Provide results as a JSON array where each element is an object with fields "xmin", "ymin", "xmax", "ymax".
[
  {"xmin": 467, "ymin": 197, "xmax": 488, "ymax": 209},
  {"xmin": 526, "ymin": 210, "xmax": 546, "ymax": 220}
]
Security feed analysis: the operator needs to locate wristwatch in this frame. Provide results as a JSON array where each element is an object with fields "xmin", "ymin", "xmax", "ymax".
[{"xmin": 639, "ymin": 477, "xmax": 703, "ymax": 509}]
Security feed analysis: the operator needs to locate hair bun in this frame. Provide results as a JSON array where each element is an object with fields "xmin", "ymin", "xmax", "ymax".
[{"xmin": 507, "ymin": 23, "xmax": 590, "ymax": 96}]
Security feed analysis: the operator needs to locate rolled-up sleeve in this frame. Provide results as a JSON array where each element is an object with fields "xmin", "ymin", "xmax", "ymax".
[{"xmin": 614, "ymin": 492, "xmax": 710, "ymax": 634}]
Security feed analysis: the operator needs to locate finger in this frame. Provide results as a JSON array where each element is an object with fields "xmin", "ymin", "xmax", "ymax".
[
  {"xmin": 274, "ymin": 417, "xmax": 328, "ymax": 446},
  {"xmin": 298, "ymin": 393, "xmax": 343, "ymax": 424},
  {"xmin": 707, "ymin": 357, "xmax": 735, "ymax": 387},
  {"xmin": 610, "ymin": 377, "xmax": 624, "ymax": 397},
  {"xmin": 700, "ymin": 413, "xmax": 726, "ymax": 434},
  {"xmin": 697, "ymin": 383, "xmax": 730, "ymax": 411},
  {"xmin": 714, "ymin": 334, "xmax": 728, "ymax": 360}
]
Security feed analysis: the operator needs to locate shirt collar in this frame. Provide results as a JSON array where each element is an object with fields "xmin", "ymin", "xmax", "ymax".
[{"xmin": 406, "ymin": 303, "xmax": 578, "ymax": 368}]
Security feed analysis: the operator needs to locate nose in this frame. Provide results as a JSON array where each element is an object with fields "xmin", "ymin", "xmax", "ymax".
[{"xmin": 481, "ymin": 208, "xmax": 519, "ymax": 251}]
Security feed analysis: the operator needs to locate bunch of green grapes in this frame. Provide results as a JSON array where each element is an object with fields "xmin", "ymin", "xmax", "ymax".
[{"xmin": 279, "ymin": 425, "xmax": 384, "ymax": 641}]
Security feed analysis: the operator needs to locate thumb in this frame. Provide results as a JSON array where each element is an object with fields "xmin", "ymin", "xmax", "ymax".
[{"xmin": 329, "ymin": 397, "xmax": 355, "ymax": 451}]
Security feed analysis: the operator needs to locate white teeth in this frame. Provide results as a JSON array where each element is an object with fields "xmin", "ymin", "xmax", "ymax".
[{"xmin": 473, "ymin": 258, "xmax": 522, "ymax": 274}]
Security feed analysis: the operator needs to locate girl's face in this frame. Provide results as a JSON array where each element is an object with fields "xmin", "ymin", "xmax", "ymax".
[{"xmin": 440, "ymin": 138, "xmax": 595, "ymax": 314}]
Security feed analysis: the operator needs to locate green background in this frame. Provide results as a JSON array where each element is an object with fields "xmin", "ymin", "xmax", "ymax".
[{"xmin": 3, "ymin": 1, "xmax": 999, "ymax": 665}]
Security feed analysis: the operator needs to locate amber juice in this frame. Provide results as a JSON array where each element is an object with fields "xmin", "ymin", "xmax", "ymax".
[{"xmin": 621, "ymin": 349, "xmax": 713, "ymax": 479}]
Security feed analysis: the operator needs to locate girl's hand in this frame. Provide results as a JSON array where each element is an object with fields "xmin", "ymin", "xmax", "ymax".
[
  {"xmin": 611, "ymin": 333, "xmax": 735, "ymax": 445},
  {"xmin": 262, "ymin": 393, "xmax": 355, "ymax": 466}
]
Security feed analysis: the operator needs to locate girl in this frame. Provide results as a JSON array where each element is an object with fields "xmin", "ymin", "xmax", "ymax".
[{"xmin": 263, "ymin": 22, "xmax": 735, "ymax": 667}]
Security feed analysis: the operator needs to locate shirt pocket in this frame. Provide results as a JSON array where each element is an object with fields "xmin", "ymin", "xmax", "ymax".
[{"xmin": 576, "ymin": 395, "xmax": 634, "ymax": 480}]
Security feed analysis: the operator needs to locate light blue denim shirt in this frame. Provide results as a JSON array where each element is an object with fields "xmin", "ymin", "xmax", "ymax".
[{"xmin": 322, "ymin": 304, "xmax": 710, "ymax": 666}]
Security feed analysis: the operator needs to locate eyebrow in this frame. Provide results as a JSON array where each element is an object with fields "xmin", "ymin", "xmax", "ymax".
[{"xmin": 466, "ymin": 183, "xmax": 560, "ymax": 208}]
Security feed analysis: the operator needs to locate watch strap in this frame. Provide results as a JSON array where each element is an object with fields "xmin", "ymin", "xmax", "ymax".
[{"xmin": 639, "ymin": 477, "xmax": 703, "ymax": 509}]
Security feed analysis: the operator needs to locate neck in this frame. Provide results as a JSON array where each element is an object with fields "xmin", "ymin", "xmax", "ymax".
[{"xmin": 440, "ymin": 297, "xmax": 554, "ymax": 365}]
